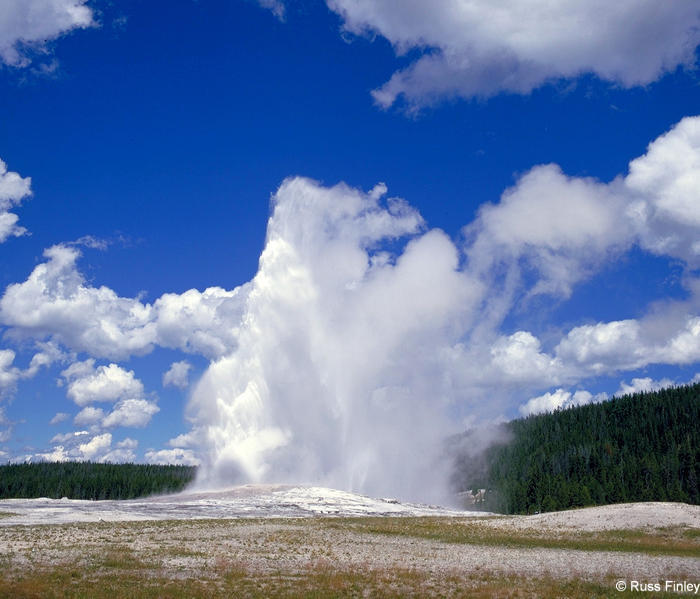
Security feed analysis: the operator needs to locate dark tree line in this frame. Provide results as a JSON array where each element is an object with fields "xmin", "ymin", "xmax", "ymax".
[
  {"xmin": 0, "ymin": 462, "xmax": 197, "ymax": 500},
  {"xmin": 453, "ymin": 383, "xmax": 700, "ymax": 514}
]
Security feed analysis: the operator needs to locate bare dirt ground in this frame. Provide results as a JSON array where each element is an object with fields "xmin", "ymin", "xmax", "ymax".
[{"xmin": 0, "ymin": 501, "xmax": 697, "ymax": 597}]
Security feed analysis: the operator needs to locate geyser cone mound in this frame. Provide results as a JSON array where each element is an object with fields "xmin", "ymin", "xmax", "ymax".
[{"xmin": 0, "ymin": 485, "xmax": 481, "ymax": 525}]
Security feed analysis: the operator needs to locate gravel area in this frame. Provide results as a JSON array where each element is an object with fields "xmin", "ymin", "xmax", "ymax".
[
  {"xmin": 478, "ymin": 501, "xmax": 700, "ymax": 532},
  {"xmin": 0, "ymin": 501, "xmax": 697, "ymax": 584}
]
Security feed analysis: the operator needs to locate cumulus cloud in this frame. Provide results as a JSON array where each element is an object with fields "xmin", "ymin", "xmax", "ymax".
[
  {"xmin": 73, "ymin": 406, "xmax": 105, "ymax": 426},
  {"xmin": 41, "ymin": 431, "xmax": 136, "ymax": 462},
  {"xmin": 154, "ymin": 287, "xmax": 248, "ymax": 359},
  {"xmin": 616, "ymin": 377, "xmax": 676, "ymax": 397},
  {"xmin": 101, "ymin": 437, "xmax": 138, "ymax": 463},
  {"xmin": 316, "ymin": 0, "xmax": 700, "ymax": 109},
  {"xmin": 167, "ymin": 431, "xmax": 200, "ymax": 448},
  {"xmin": 625, "ymin": 116, "xmax": 700, "ymax": 264},
  {"xmin": 519, "ymin": 388, "xmax": 606, "ymax": 416},
  {"xmin": 102, "ymin": 398, "xmax": 159, "ymax": 428},
  {"xmin": 163, "ymin": 360, "xmax": 192, "ymax": 389},
  {"xmin": 78, "ymin": 432, "xmax": 112, "ymax": 460},
  {"xmin": 1, "ymin": 245, "xmax": 156, "ymax": 359},
  {"xmin": 0, "ymin": 159, "xmax": 32, "ymax": 243},
  {"xmin": 57, "ymin": 360, "xmax": 159, "ymax": 429},
  {"xmin": 0, "ymin": 0, "xmax": 94, "ymax": 67},
  {"xmin": 0, "ymin": 244, "xmax": 249, "ymax": 361},
  {"xmin": 466, "ymin": 164, "xmax": 631, "ymax": 299},
  {"xmin": 61, "ymin": 360, "xmax": 145, "ymax": 406},
  {"xmin": 145, "ymin": 447, "xmax": 201, "ymax": 466}
]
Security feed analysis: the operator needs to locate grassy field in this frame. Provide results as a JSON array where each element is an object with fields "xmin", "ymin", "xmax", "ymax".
[{"xmin": 0, "ymin": 515, "xmax": 697, "ymax": 598}]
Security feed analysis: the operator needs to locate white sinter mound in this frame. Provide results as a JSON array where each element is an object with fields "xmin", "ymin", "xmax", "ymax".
[{"xmin": 0, "ymin": 484, "xmax": 478, "ymax": 526}]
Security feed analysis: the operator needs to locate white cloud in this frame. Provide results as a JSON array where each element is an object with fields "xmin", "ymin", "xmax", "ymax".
[
  {"xmin": 625, "ymin": 115, "xmax": 700, "ymax": 264},
  {"xmin": 73, "ymin": 406, "xmax": 104, "ymax": 426},
  {"xmin": 34, "ymin": 445, "xmax": 71, "ymax": 462},
  {"xmin": 466, "ymin": 164, "xmax": 631, "ymax": 298},
  {"xmin": 154, "ymin": 287, "xmax": 249, "ymax": 359},
  {"xmin": 0, "ymin": 159, "xmax": 32, "ymax": 242},
  {"xmin": 145, "ymin": 448, "xmax": 200, "ymax": 466},
  {"xmin": 61, "ymin": 360, "xmax": 145, "ymax": 406},
  {"xmin": 0, "ymin": 245, "xmax": 157, "ymax": 360},
  {"xmin": 489, "ymin": 331, "xmax": 562, "ymax": 385},
  {"xmin": 317, "ymin": 0, "xmax": 700, "ymax": 109},
  {"xmin": 465, "ymin": 116, "xmax": 700, "ymax": 308},
  {"xmin": 0, "ymin": 349, "xmax": 21, "ymax": 396},
  {"xmin": 163, "ymin": 360, "xmax": 192, "ymax": 389},
  {"xmin": 57, "ymin": 360, "xmax": 158, "ymax": 428},
  {"xmin": 50, "ymin": 430, "xmax": 88, "ymax": 443},
  {"xmin": 0, "ymin": 342, "xmax": 65, "ymax": 399},
  {"xmin": 167, "ymin": 430, "xmax": 200, "ymax": 448},
  {"xmin": 49, "ymin": 411, "xmax": 69, "ymax": 425},
  {"xmin": 519, "ymin": 388, "xmax": 606, "ymax": 416},
  {"xmin": 0, "ymin": 244, "xmax": 249, "ymax": 361},
  {"xmin": 42, "ymin": 431, "xmax": 136, "ymax": 462},
  {"xmin": 0, "ymin": 0, "xmax": 93, "ymax": 67},
  {"xmin": 616, "ymin": 377, "xmax": 675, "ymax": 397},
  {"xmin": 101, "ymin": 398, "xmax": 159, "ymax": 428},
  {"xmin": 78, "ymin": 432, "xmax": 112, "ymax": 460},
  {"xmin": 100, "ymin": 438, "xmax": 138, "ymax": 463}
]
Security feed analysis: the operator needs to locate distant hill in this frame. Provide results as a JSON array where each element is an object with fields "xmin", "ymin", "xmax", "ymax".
[
  {"xmin": 452, "ymin": 383, "xmax": 700, "ymax": 514},
  {"xmin": 0, "ymin": 462, "xmax": 196, "ymax": 500}
]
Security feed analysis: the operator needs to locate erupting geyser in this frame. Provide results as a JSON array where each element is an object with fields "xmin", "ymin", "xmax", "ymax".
[{"xmin": 188, "ymin": 177, "xmax": 480, "ymax": 503}]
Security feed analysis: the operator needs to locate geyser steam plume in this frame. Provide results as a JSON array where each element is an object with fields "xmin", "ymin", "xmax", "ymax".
[{"xmin": 189, "ymin": 177, "xmax": 481, "ymax": 503}]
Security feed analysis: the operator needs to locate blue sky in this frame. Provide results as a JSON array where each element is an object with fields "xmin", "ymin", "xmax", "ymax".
[{"xmin": 0, "ymin": 1, "xmax": 699, "ymax": 494}]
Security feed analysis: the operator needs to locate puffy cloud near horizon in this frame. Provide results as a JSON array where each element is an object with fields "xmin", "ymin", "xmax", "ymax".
[
  {"xmin": 519, "ymin": 388, "xmax": 607, "ymax": 416},
  {"xmin": 616, "ymin": 377, "xmax": 676, "ymax": 396},
  {"xmin": 145, "ymin": 447, "xmax": 201, "ymax": 466},
  {"xmin": 0, "ymin": 0, "xmax": 93, "ymax": 67},
  {"xmin": 0, "ymin": 159, "xmax": 32, "ymax": 243},
  {"xmin": 77, "ymin": 432, "xmax": 112, "ymax": 460},
  {"xmin": 315, "ymin": 0, "xmax": 700, "ymax": 109},
  {"xmin": 40, "ymin": 432, "xmax": 138, "ymax": 463}
]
